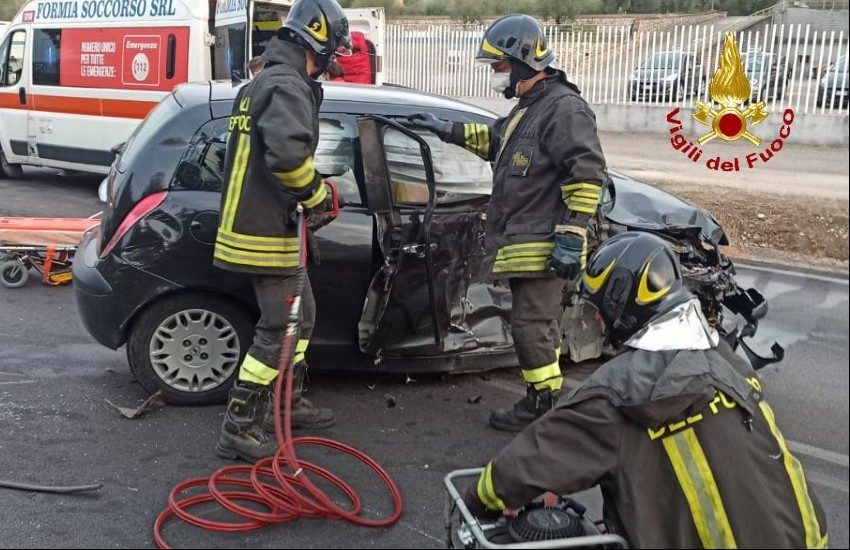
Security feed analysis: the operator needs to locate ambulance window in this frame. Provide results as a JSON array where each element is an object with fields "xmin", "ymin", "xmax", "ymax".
[
  {"xmin": 33, "ymin": 29, "xmax": 61, "ymax": 86},
  {"xmin": 214, "ymin": 22, "xmax": 247, "ymax": 80},
  {"xmin": 0, "ymin": 29, "xmax": 26, "ymax": 87}
]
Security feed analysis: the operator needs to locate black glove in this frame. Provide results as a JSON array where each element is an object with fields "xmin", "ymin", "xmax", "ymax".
[
  {"xmin": 302, "ymin": 184, "xmax": 336, "ymax": 231},
  {"xmin": 463, "ymin": 486, "xmax": 503, "ymax": 522},
  {"xmin": 546, "ymin": 231, "xmax": 585, "ymax": 280},
  {"xmin": 407, "ymin": 113, "xmax": 453, "ymax": 141}
]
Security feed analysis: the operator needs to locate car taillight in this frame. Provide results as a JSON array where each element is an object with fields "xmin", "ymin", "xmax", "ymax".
[{"xmin": 100, "ymin": 191, "xmax": 167, "ymax": 258}]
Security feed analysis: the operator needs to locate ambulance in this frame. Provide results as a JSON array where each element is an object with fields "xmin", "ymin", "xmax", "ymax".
[{"xmin": 0, "ymin": 0, "xmax": 385, "ymax": 178}]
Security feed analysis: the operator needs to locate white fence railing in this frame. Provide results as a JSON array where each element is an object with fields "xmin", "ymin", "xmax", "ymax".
[{"xmin": 385, "ymin": 23, "xmax": 850, "ymax": 115}]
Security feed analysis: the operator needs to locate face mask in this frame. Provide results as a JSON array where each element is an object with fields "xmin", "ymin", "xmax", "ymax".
[{"xmin": 489, "ymin": 72, "xmax": 511, "ymax": 95}]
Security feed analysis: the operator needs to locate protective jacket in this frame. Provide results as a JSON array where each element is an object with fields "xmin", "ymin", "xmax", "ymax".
[
  {"xmin": 466, "ymin": 339, "xmax": 828, "ymax": 549},
  {"xmin": 214, "ymin": 38, "xmax": 328, "ymax": 275},
  {"xmin": 446, "ymin": 70, "xmax": 606, "ymax": 278}
]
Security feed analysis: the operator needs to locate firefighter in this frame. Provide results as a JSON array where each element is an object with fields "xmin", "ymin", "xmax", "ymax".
[
  {"xmin": 212, "ymin": 0, "xmax": 351, "ymax": 462},
  {"xmin": 463, "ymin": 232, "xmax": 829, "ymax": 549},
  {"xmin": 408, "ymin": 14, "xmax": 608, "ymax": 431}
]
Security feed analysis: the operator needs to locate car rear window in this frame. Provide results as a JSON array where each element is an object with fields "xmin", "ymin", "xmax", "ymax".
[{"xmin": 117, "ymin": 93, "xmax": 183, "ymax": 173}]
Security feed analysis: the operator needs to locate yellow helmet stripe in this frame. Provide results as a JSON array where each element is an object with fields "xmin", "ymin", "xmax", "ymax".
[
  {"xmin": 480, "ymin": 38, "xmax": 505, "ymax": 58},
  {"xmin": 636, "ymin": 261, "xmax": 672, "ymax": 305},
  {"xmin": 535, "ymin": 38, "xmax": 548, "ymax": 59},
  {"xmin": 583, "ymin": 260, "xmax": 615, "ymax": 293},
  {"xmin": 306, "ymin": 12, "xmax": 328, "ymax": 42}
]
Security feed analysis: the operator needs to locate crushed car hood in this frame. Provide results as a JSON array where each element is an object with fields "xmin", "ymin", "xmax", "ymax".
[{"xmin": 605, "ymin": 170, "xmax": 729, "ymax": 246}]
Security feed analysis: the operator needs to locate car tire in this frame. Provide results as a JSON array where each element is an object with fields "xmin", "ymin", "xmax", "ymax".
[
  {"xmin": 126, "ymin": 292, "xmax": 255, "ymax": 406},
  {"xmin": 0, "ymin": 149, "xmax": 25, "ymax": 179},
  {"xmin": 0, "ymin": 259, "xmax": 30, "ymax": 289}
]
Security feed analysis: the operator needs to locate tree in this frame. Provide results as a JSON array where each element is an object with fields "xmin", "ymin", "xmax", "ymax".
[{"xmin": 1, "ymin": 0, "xmax": 26, "ymax": 20}]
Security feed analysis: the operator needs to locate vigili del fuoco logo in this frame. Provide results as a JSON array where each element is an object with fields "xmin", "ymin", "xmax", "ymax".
[{"xmin": 666, "ymin": 33, "xmax": 795, "ymax": 172}]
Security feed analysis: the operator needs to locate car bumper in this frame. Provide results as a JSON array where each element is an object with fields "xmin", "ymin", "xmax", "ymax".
[{"xmin": 73, "ymin": 229, "xmax": 180, "ymax": 349}]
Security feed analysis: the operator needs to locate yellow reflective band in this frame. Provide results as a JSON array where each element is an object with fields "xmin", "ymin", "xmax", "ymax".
[
  {"xmin": 583, "ymin": 259, "xmax": 615, "ymax": 293},
  {"xmin": 663, "ymin": 428, "xmax": 737, "ymax": 549},
  {"xmin": 636, "ymin": 260, "xmax": 672, "ymax": 305},
  {"xmin": 492, "ymin": 258, "xmax": 549, "ymax": 274},
  {"xmin": 216, "ymin": 229, "xmax": 300, "ymax": 252},
  {"xmin": 476, "ymin": 463, "xmax": 506, "ymax": 511},
  {"xmin": 760, "ymin": 402, "xmax": 824, "ymax": 549},
  {"xmin": 463, "ymin": 123, "xmax": 491, "ymax": 159},
  {"xmin": 294, "ymin": 339, "xmax": 309, "ymax": 365},
  {"xmin": 560, "ymin": 182, "xmax": 601, "ymax": 196},
  {"xmin": 214, "ymin": 242, "xmax": 299, "ymax": 268},
  {"xmin": 301, "ymin": 183, "xmax": 328, "ymax": 209},
  {"xmin": 238, "ymin": 354, "xmax": 279, "ymax": 386},
  {"xmin": 222, "ymin": 133, "xmax": 251, "ymax": 231},
  {"xmin": 521, "ymin": 360, "xmax": 561, "ymax": 384},
  {"xmin": 480, "ymin": 38, "xmax": 505, "ymax": 58},
  {"xmin": 275, "ymin": 157, "xmax": 316, "ymax": 189},
  {"xmin": 496, "ymin": 242, "xmax": 554, "ymax": 258},
  {"xmin": 566, "ymin": 197, "xmax": 599, "ymax": 215}
]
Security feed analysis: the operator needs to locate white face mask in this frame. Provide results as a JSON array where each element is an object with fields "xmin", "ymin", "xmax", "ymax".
[{"xmin": 489, "ymin": 72, "xmax": 511, "ymax": 94}]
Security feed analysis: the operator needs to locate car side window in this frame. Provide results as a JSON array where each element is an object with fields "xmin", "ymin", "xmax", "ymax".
[
  {"xmin": 171, "ymin": 117, "xmax": 230, "ymax": 192},
  {"xmin": 0, "ymin": 29, "xmax": 27, "ymax": 87},
  {"xmin": 315, "ymin": 115, "xmax": 363, "ymax": 206},
  {"xmin": 382, "ymin": 125, "xmax": 493, "ymax": 206}
]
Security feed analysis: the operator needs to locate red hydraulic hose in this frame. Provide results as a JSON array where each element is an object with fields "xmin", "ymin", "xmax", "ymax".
[{"xmin": 153, "ymin": 187, "xmax": 403, "ymax": 548}]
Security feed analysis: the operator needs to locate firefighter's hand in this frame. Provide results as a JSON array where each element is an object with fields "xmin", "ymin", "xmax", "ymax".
[
  {"xmin": 304, "ymin": 191, "xmax": 336, "ymax": 231},
  {"xmin": 547, "ymin": 231, "xmax": 585, "ymax": 280},
  {"xmin": 407, "ymin": 113, "xmax": 453, "ymax": 141},
  {"xmin": 462, "ymin": 487, "xmax": 504, "ymax": 523}
]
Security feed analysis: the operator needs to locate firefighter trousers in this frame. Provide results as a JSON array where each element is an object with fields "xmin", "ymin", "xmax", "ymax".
[
  {"xmin": 237, "ymin": 274, "xmax": 316, "ymax": 386},
  {"xmin": 509, "ymin": 277, "xmax": 566, "ymax": 392}
]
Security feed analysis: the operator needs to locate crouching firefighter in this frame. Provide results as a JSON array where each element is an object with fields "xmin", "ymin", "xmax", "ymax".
[
  {"xmin": 408, "ymin": 14, "xmax": 608, "ymax": 431},
  {"xmin": 212, "ymin": 0, "xmax": 352, "ymax": 462},
  {"xmin": 464, "ymin": 232, "xmax": 829, "ymax": 549}
]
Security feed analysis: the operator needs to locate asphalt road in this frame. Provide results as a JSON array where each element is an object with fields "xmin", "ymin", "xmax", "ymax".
[{"xmin": 0, "ymin": 169, "xmax": 847, "ymax": 548}]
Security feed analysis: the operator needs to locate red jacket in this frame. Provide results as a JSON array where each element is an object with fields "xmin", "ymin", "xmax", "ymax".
[{"xmin": 334, "ymin": 31, "xmax": 373, "ymax": 84}]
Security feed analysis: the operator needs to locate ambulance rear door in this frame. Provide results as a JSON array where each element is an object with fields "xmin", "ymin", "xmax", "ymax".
[{"xmin": 343, "ymin": 7, "xmax": 385, "ymax": 84}]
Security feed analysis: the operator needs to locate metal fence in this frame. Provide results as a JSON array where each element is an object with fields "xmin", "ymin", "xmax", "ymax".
[{"xmin": 385, "ymin": 22, "xmax": 850, "ymax": 115}]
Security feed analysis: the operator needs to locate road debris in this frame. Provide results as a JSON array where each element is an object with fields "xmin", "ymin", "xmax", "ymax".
[{"xmin": 106, "ymin": 390, "xmax": 165, "ymax": 419}]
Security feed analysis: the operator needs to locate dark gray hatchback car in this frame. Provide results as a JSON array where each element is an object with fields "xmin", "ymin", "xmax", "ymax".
[{"xmin": 74, "ymin": 81, "xmax": 771, "ymax": 405}]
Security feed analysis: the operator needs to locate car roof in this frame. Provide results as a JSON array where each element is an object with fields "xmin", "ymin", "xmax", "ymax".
[{"xmin": 174, "ymin": 80, "xmax": 497, "ymax": 119}]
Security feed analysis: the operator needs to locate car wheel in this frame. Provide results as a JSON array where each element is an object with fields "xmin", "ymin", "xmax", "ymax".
[
  {"xmin": 0, "ymin": 149, "xmax": 24, "ymax": 179},
  {"xmin": 126, "ymin": 292, "xmax": 254, "ymax": 405},
  {"xmin": 0, "ymin": 259, "xmax": 30, "ymax": 289}
]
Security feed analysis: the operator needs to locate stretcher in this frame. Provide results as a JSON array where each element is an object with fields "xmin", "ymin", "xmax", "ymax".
[{"xmin": 0, "ymin": 216, "xmax": 100, "ymax": 289}]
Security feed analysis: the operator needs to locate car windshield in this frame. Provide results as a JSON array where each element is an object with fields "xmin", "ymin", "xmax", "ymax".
[
  {"xmin": 642, "ymin": 52, "xmax": 682, "ymax": 69},
  {"xmin": 832, "ymin": 56, "xmax": 847, "ymax": 73},
  {"xmin": 116, "ymin": 94, "xmax": 183, "ymax": 173}
]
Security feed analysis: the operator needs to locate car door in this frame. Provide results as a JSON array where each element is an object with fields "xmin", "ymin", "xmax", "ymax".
[
  {"xmin": 355, "ymin": 115, "xmax": 513, "ymax": 359},
  {"xmin": 0, "ymin": 27, "xmax": 31, "ymax": 165}
]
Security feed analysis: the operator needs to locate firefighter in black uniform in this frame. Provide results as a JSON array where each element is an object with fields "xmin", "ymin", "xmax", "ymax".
[
  {"xmin": 463, "ymin": 232, "xmax": 829, "ymax": 549},
  {"xmin": 409, "ymin": 14, "xmax": 608, "ymax": 432},
  {"xmin": 212, "ymin": 0, "xmax": 351, "ymax": 462}
]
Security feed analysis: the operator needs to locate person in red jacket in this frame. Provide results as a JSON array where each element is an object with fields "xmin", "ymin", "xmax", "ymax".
[{"xmin": 333, "ymin": 30, "xmax": 373, "ymax": 84}]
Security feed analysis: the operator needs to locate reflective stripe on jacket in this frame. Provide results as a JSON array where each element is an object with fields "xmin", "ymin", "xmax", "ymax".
[{"xmin": 214, "ymin": 39, "xmax": 326, "ymax": 275}]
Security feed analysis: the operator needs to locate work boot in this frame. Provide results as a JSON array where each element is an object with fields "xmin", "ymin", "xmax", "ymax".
[
  {"xmin": 488, "ymin": 385, "xmax": 557, "ymax": 432},
  {"xmin": 214, "ymin": 381, "xmax": 278, "ymax": 462},
  {"xmin": 263, "ymin": 363, "xmax": 335, "ymax": 433}
]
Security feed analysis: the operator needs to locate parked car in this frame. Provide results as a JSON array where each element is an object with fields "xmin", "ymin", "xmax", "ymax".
[
  {"xmin": 817, "ymin": 55, "xmax": 848, "ymax": 108},
  {"xmin": 629, "ymin": 51, "xmax": 703, "ymax": 102},
  {"xmin": 74, "ymin": 81, "xmax": 776, "ymax": 405},
  {"xmin": 743, "ymin": 51, "xmax": 791, "ymax": 103}
]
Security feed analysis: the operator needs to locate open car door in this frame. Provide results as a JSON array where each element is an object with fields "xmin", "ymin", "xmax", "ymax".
[{"xmin": 356, "ymin": 116, "xmax": 513, "ymax": 362}]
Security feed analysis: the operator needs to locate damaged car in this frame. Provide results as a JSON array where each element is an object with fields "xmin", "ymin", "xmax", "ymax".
[{"xmin": 73, "ymin": 81, "xmax": 780, "ymax": 405}]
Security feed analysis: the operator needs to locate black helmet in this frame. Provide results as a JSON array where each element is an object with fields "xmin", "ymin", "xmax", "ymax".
[
  {"xmin": 579, "ymin": 232, "xmax": 693, "ymax": 343},
  {"xmin": 281, "ymin": 0, "xmax": 351, "ymax": 65},
  {"xmin": 475, "ymin": 14, "xmax": 555, "ymax": 71}
]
